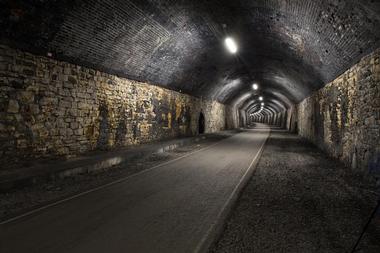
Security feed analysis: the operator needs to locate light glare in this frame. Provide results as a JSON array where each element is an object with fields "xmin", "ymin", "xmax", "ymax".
[
  {"xmin": 225, "ymin": 37, "xmax": 238, "ymax": 54},
  {"xmin": 252, "ymin": 83, "xmax": 258, "ymax": 90},
  {"xmin": 259, "ymin": 96, "xmax": 263, "ymax": 101}
]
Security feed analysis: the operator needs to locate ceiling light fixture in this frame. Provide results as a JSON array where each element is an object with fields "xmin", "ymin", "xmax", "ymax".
[
  {"xmin": 259, "ymin": 96, "xmax": 263, "ymax": 101},
  {"xmin": 252, "ymin": 83, "xmax": 258, "ymax": 90},
  {"xmin": 225, "ymin": 37, "xmax": 238, "ymax": 54}
]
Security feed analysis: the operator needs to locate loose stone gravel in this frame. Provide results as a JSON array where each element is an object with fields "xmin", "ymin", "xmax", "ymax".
[{"xmin": 210, "ymin": 129, "xmax": 380, "ymax": 253}]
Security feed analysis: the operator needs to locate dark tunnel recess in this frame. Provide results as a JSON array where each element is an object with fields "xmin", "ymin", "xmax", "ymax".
[{"xmin": 198, "ymin": 112, "xmax": 205, "ymax": 134}]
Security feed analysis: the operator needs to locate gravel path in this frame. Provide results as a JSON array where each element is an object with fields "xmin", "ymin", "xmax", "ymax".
[{"xmin": 210, "ymin": 129, "xmax": 380, "ymax": 253}]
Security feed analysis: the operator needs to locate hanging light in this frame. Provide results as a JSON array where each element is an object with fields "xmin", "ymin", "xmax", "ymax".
[{"xmin": 225, "ymin": 37, "xmax": 238, "ymax": 54}]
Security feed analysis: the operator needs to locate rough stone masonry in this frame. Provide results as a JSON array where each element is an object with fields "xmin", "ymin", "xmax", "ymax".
[
  {"xmin": 297, "ymin": 49, "xmax": 380, "ymax": 174},
  {"xmin": 0, "ymin": 45, "xmax": 227, "ymax": 166}
]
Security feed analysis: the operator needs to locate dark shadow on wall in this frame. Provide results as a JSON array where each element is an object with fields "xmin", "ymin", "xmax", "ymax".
[
  {"xmin": 199, "ymin": 112, "xmax": 205, "ymax": 134},
  {"xmin": 115, "ymin": 108, "xmax": 127, "ymax": 147},
  {"xmin": 97, "ymin": 103, "xmax": 110, "ymax": 150}
]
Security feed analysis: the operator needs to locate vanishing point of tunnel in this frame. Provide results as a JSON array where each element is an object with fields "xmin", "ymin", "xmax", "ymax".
[{"xmin": 0, "ymin": 1, "xmax": 379, "ymax": 252}]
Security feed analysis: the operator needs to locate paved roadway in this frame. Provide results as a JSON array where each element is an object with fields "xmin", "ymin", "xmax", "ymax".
[{"xmin": 1, "ymin": 124, "xmax": 269, "ymax": 253}]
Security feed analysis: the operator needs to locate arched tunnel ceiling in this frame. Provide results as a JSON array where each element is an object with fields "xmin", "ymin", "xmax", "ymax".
[
  {"xmin": 246, "ymin": 101, "xmax": 279, "ymax": 115},
  {"xmin": 248, "ymin": 104, "xmax": 274, "ymax": 117},
  {"xmin": 1, "ymin": 0, "xmax": 379, "ymax": 108}
]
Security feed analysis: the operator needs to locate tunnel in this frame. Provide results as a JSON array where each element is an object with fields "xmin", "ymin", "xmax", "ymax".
[{"xmin": 0, "ymin": 1, "xmax": 379, "ymax": 252}]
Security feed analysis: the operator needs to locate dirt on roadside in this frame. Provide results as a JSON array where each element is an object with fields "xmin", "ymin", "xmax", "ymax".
[{"xmin": 210, "ymin": 129, "xmax": 380, "ymax": 253}]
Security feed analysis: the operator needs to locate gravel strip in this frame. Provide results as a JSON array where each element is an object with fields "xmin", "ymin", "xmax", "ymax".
[{"xmin": 210, "ymin": 129, "xmax": 380, "ymax": 253}]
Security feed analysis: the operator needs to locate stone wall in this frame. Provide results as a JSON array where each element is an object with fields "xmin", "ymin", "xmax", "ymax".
[
  {"xmin": 0, "ymin": 45, "xmax": 226, "ymax": 165},
  {"xmin": 297, "ymin": 48, "xmax": 380, "ymax": 173},
  {"xmin": 285, "ymin": 107, "xmax": 297, "ymax": 132},
  {"xmin": 225, "ymin": 105, "xmax": 236, "ymax": 130}
]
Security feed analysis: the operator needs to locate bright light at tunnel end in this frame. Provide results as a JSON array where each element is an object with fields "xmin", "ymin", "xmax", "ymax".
[{"xmin": 225, "ymin": 37, "xmax": 238, "ymax": 54}]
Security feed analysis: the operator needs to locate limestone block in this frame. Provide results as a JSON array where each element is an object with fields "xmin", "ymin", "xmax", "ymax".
[
  {"xmin": 74, "ymin": 128, "xmax": 84, "ymax": 136},
  {"xmin": 70, "ymin": 122, "xmax": 79, "ymax": 129},
  {"xmin": 7, "ymin": 99, "xmax": 19, "ymax": 113},
  {"xmin": 18, "ymin": 91, "xmax": 34, "ymax": 104}
]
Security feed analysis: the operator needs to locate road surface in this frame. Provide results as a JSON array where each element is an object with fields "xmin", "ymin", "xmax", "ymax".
[{"xmin": 1, "ymin": 125, "xmax": 269, "ymax": 253}]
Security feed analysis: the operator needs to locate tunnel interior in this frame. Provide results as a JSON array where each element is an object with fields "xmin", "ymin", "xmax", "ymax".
[
  {"xmin": 0, "ymin": 1, "xmax": 380, "ymax": 252},
  {"xmin": 0, "ymin": 0, "xmax": 379, "ymax": 171}
]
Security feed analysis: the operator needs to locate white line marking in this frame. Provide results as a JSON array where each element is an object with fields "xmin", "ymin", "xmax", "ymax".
[
  {"xmin": 0, "ymin": 135, "xmax": 232, "ymax": 225},
  {"xmin": 194, "ymin": 127, "xmax": 270, "ymax": 253}
]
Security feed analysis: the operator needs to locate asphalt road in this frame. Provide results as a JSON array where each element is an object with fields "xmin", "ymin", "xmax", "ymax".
[{"xmin": 1, "ymin": 125, "xmax": 269, "ymax": 253}]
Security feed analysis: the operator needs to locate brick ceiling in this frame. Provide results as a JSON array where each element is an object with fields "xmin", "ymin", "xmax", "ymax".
[{"xmin": 1, "ymin": 0, "xmax": 379, "ymax": 113}]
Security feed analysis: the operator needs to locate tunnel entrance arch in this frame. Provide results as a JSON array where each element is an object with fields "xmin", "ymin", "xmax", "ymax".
[{"xmin": 198, "ymin": 112, "xmax": 205, "ymax": 134}]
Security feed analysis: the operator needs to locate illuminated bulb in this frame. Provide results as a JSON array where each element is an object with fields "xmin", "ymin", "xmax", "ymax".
[
  {"xmin": 225, "ymin": 37, "xmax": 238, "ymax": 54},
  {"xmin": 259, "ymin": 96, "xmax": 263, "ymax": 101},
  {"xmin": 261, "ymin": 102, "xmax": 264, "ymax": 106},
  {"xmin": 252, "ymin": 83, "xmax": 258, "ymax": 90}
]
